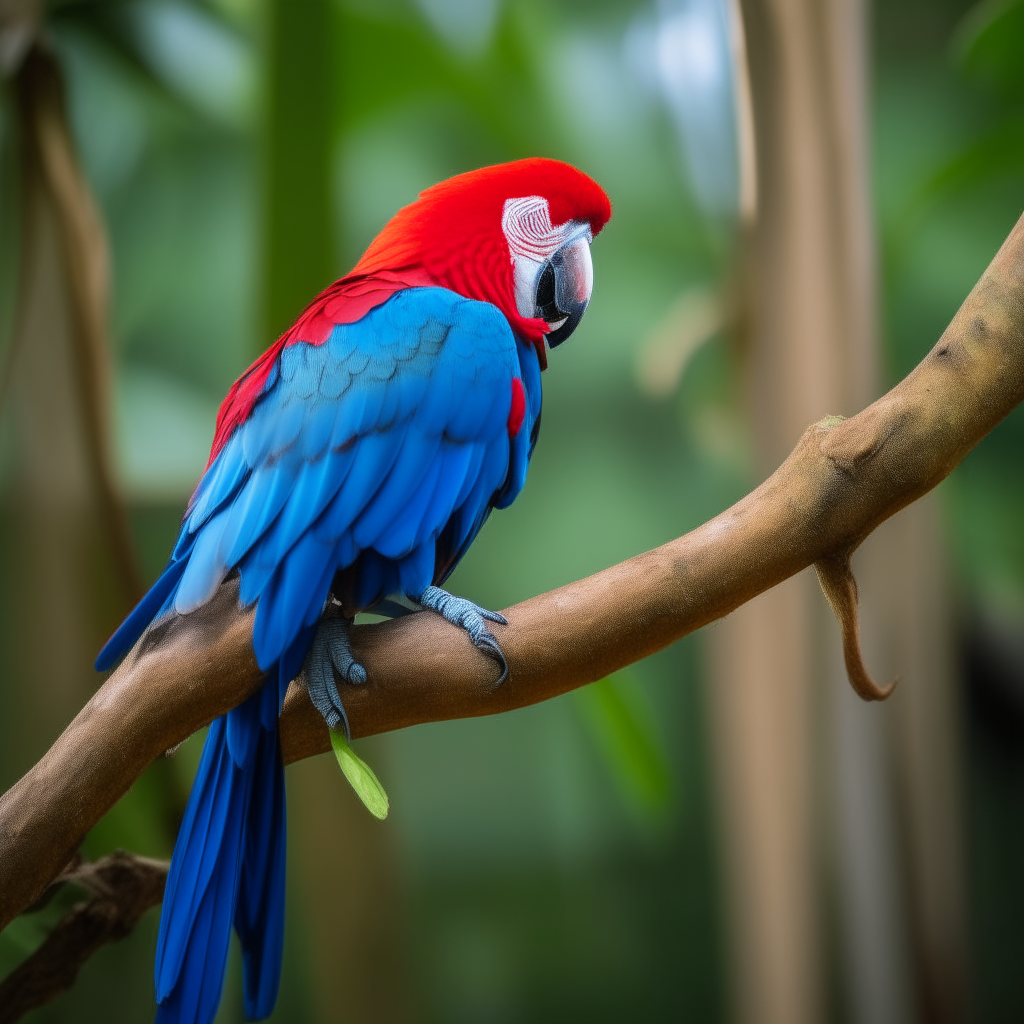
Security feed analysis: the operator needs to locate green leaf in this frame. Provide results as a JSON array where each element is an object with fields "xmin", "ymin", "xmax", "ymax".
[
  {"xmin": 329, "ymin": 730, "xmax": 390, "ymax": 820},
  {"xmin": 954, "ymin": 0, "xmax": 1024, "ymax": 98},
  {"xmin": 575, "ymin": 671, "xmax": 672, "ymax": 818}
]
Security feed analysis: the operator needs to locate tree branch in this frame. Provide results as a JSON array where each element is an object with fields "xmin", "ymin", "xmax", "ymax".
[{"xmin": 2, "ymin": 211, "xmax": 1023, "ymax": 933}]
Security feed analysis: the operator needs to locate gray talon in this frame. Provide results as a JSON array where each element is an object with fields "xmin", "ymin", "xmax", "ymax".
[
  {"xmin": 300, "ymin": 614, "xmax": 366, "ymax": 739},
  {"xmin": 418, "ymin": 585, "xmax": 509, "ymax": 682}
]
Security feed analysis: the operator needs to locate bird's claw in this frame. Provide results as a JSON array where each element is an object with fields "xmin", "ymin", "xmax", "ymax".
[
  {"xmin": 418, "ymin": 585, "xmax": 509, "ymax": 682},
  {"xmin": 300, "ymin": 615, "xmax": 366, "ymax": 739}
]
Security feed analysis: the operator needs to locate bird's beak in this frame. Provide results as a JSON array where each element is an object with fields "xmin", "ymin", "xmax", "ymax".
[{"xmin": 535, "ymin": 228, "xmax": 594, "ymax": 348}]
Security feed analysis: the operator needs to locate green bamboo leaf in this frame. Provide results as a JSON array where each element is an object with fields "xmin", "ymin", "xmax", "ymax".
[
  {"xmin": 329, "ymin": 730, "xmax": 390, "ymax": 820},
  {"xmin": 575, "ymin": 671, "xmax": 672, "ymax": 817}
]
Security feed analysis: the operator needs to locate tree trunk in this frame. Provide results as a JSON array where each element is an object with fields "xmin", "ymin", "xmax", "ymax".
[{"xmin": 709, "ymin": 1, "xmax": 967, "ymax": 1022}]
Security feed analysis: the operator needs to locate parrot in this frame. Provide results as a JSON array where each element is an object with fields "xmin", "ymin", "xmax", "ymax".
[{"xmin": 95, "ymin": 157, "xmax": 611, "ymax": 1024}]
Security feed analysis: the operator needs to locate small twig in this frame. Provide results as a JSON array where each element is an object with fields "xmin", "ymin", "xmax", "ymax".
[
  {"xmin": 0, "ymin": 851, "xmax": 167, "ymax": 1024},
  {"xmin": 815, "ymin": 552, "xmax": 897, "ymax": 701}
]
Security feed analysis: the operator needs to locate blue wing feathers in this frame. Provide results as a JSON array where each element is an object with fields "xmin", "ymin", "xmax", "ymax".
[
  {"xmin": 184, "ymin": 441, "xmax": 249, "ymax": 536},
  {"xmin": 348, "ymin": 550, "xmax": 392, "ymax": 610},
  {"xmin": 226, "ymin": 690, "xmax": 261, "ymax": 768},
  {"xmin": 123, "ymin": 287, "xmax": 542, "ymax": 1022},
  {"xmin": 276, "ymin": 623, "xmax": 317, "ymax": 703},
  {"xmin": 372, "ymin": 455, "xmax": 444, "ymax": 559},
  {"xmin": 94, "ymin": 556, "xmax": 190, "ymax": 670},
  {"xmin": 495, "ymin": 338, "xmax": 542, "ymax": 509},
  {"xmin": 218, "ymin": 462, "xmax": 306, "ymax": 571},
  {"xmin": 398, "ymin": 540, "xmax": 435, "ymax": 596},
  {"xmin": 261, "ymin": 449, "xmax": 352, "ymax": 557},
  {"xmin": 352, "ymin": 429, "xmax": 442, "ymax": 549},
  {"xmin": 174, "ymin": 510, "xmax": 232, "ymax": 614},
  {"xmin": 253, "ymin": 534, "xmax": 333, "ymax": 668},
  {"xmin": 417, "ymin": 442, "xmax": 478, "ymax": 539},
  {"xmin": 452, "ymin": 440, "xmax": 492, "ymax": 512}
]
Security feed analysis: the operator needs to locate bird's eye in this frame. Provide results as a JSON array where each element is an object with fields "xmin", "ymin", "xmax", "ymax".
[{"xmin": 534, "ymin": 262, "xmax": 558, "ymax": 323}]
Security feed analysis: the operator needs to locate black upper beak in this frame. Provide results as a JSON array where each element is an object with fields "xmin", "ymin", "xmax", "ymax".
[{"xmin": 534, "ymin": 232, "xmax": 593, "ymax": 348}]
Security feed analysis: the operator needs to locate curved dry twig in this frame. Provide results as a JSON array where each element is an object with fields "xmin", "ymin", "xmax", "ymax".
[
  {"xmin": 1, "ymin": 211, "xmax": 1024, "ymax": 934},
  {"xmin": 815, "ymin": 552, "xmax": 897, "ymax": 701}
]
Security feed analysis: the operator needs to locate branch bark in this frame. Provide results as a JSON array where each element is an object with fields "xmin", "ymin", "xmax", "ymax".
[{"xmin": 2, "ymin": 211, "xmax": 1023, "ymax": 933}]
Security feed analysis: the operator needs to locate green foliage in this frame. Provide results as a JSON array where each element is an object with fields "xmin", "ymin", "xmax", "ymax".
[
  {"xmin": 330, "ymin": 728, "xmax": 390, "ymax": 820},
  {"xmin": 877, "ymin": 0, "xmax": 1024, "ymax": 600},
  {"xmin": 956, "ymin": 0, "xmax": 1024, "ymax": 97},
  {"xmin": 262, "ymin": 0, "xmax": 336, "ymax": 345},
  {"xmin": 335, "ymin": 6, "xmax": 551, "ymax": 155},
  {"xmin": 574, "ymin": 671, "xmax": 672, "ymax": 819},
  {"xmin": 887, "ymin": 1, "xmax": 1024, "ymax": 226}
]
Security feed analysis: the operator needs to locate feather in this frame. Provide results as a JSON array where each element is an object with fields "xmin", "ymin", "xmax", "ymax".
[
  {"xmin": 397, "ymin": 540, "xmax": 435, "ymax": 596},
  {"xmin": 155, "ymin": 717, "xmax": 242, "ymax": 1002},
  {"xmin": 419, "ymin": 442, "xmax": 479, "ymax": 536},
  {"xmin": 155, "ymin": 688, "xmax": 283, "ymax": 1024},
  {"xmin": 94, "ymin": 556, "xmax": 190, "ymax": 670},
  {"xmin": 217, "ymin": 462, "xmax": 310, "ymax": 572},
  {"xmin": 235, "ymin": 687, "xmax": 286, "ymax": 1020},
  {"xmin": 174, "ymin": 510, "xmax": 233, "ymax": 615},
  {"xmin": 252, "ymin": 532, "xmax": 336, "ymax": 668},
  {"xmin": 185, "ymin": 439, "xmax": 250, "ymax": 535},
  {"xmin": 226, "ymin": 686, "xmax": 262, "ymax": 769},
  {"xmin": 352, "ymin": 429, "xmax": 442, "ymax": 550},
  {"xmin": 370, "ymin": 453, "xmax": 444, "ymax": 560}
]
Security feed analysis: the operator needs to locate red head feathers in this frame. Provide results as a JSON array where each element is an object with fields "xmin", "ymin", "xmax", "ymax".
[{"xmin": 208, "ymin": 158, "xmax": 611, "ymax": 464}]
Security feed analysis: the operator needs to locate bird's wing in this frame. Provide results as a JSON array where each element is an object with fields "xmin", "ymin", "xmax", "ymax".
[{"xmin": 131, "ymin": 287, "xmax": 522, "ymax": 682}]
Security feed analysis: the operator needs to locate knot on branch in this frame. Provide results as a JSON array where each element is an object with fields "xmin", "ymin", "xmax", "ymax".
[
  {"xmin": 814, "ymin": 553, "xmax": 897, "ymax": 702},
  {"xmin": 0, "ymin": 851, "xmax": 168, "ymax": 1024}
]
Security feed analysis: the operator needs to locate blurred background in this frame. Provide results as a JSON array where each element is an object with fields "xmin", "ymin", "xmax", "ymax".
[{"xmin": 0, "ymin": 0, "xmax": 1022, "ymax": 1021}]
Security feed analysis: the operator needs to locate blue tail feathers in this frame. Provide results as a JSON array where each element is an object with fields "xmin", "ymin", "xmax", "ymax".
[
  {"xmin": 235, "ymin": 722, "xmax": 286, "ymax": 1019},
  {"xmin": 155, "ymin": 683, "xmax": 286, "ymax": 1024}
]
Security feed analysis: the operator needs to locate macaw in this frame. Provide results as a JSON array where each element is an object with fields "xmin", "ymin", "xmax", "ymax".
[{"xmin": 96, "ymin": 157, "xmax": 611, "ymax": 1024}]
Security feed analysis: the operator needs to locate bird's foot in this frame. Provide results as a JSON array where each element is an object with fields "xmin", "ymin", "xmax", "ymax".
[
  {"xmin": 417, "ymin": 585, "xmax": 508, "ymax": 682},
  {"xmin": 300, "ymin": 613, "xmax": 367, "ymax": 739}
]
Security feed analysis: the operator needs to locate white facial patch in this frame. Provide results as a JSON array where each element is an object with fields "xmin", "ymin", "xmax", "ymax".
[{"xmin": 502, "ymin": 195, "xmax": 566, "ymax": 264}]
